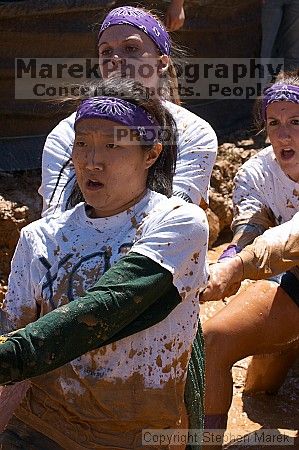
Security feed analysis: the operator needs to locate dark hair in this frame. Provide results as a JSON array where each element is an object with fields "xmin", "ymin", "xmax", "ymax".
[
  {"xmin": 65, "ymin": 77, "xmax": 177, "ymax": 209},
  {"xmin": 255, "ymin": 69, "xmax": 299, "ymax": 130},
  {"xmin": 95, "ymin": 6, "xmax": 186, "ymax": 105}
]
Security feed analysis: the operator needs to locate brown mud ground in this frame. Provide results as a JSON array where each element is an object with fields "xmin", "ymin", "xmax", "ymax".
[{"xmin": 0, "ymin": 131, "xmax": 298, "ymax": 448}]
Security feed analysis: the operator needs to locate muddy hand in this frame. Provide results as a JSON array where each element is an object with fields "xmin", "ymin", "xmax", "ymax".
[{"xmin": 200, "ymin": 257, "xmax": 243, "ymax": 302}]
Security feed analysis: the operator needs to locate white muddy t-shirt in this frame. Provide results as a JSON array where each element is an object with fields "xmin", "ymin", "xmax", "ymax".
[
  {"xmin": 2, "ymin": 190, "xmax": 209, "ymax": 448},
  {"xmin": 232, "ymin": 145, "xmax": 299, "ymax": 231},
  {"xmin": 39, "ymin": 101, "xmax": 217, "ymax": 215}
]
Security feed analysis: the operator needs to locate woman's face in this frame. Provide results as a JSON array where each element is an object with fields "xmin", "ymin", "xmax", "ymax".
[
  {"xmin": 267, "ymin": 101, "xmax": 299, "ymax": 182},
  {"xmin": 98, "ymin": 25, "xmax": 168, "ymax": 90},
  {"xmin": 73, "ymin": 118, "xmax": 161, "ymax": 217}
]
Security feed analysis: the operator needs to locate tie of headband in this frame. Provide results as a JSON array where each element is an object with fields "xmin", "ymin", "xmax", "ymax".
[
  {"xmin": 75, "ymin": 97, "xmax": 160, "ymax": 144},
  {"xmin": 98, "ymin": 6, "xmax": 171, "ymax": 56},
  {"xmin": 262, "ymin": 84, "xmax": 299, "ymax": 119}
]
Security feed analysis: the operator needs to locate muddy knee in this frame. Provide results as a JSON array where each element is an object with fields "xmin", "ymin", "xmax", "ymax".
[{"xmin": 204, "ymin": 324, "xmax": 236, "ymax": 370}]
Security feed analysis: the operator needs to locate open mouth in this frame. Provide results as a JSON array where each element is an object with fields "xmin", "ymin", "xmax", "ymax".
[
  {"xmin": 86, "ymin": 179, "xmax": 104, "ymax": 191},
  {"xmin": 280, "ymin": 148, "xmax": 295, "ymax": 161}
]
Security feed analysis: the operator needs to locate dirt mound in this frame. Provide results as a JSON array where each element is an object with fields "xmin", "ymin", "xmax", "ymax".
[
  {"xmin": 207, "ymin": 131, "xmax": 266, "ymax": 246},
  {"xmin": 0, "ymin": 171, "xmax": 41, "ymax": 302}
]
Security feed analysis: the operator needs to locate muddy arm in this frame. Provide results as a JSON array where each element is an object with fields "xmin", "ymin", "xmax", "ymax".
[{"xmin": 0, "ymin": 253, "xmax": 180, "ymax": 385}]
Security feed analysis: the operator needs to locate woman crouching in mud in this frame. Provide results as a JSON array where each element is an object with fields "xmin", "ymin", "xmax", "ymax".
[
  {"xmin": 201, "ymin": 71, "xmax": 299, "ymax": 449},
  {"xmin": 0, "ymin": 80, "xmax": 208, "ymax": 450}
]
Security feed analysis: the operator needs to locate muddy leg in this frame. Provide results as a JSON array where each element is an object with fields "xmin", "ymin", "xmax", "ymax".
[
  {"xmin": 202, "ymin": 280, "xmax": 299, "ymax": 450},
  {"xmin": 244, "ymin": 342, "xmax": 299, "ymax": 394}
]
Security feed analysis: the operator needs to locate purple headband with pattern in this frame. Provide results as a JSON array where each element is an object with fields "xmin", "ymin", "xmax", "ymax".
[
  {"xmin": 75, "ymin": 96, "xmax": 160, "ymax": 143},
  {"xmin": 98, "ymin": 6, "xmax": 171, "ymax": 56},
  {"xmin": 262, "ymin": 84, "xmax": 299, "ymax": 119}
]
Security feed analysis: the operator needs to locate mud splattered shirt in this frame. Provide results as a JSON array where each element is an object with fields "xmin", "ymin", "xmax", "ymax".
[
  {"xmin": 39, "ymin": 101, "xmax": 217, "ymax": 215},
  {"xmin": 1, "ymin": 190, "xmax": 208, "ymax": 449},
  {"xmin": 232, "ymin": 145, "xmax": 299, "ymax": 238}
]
